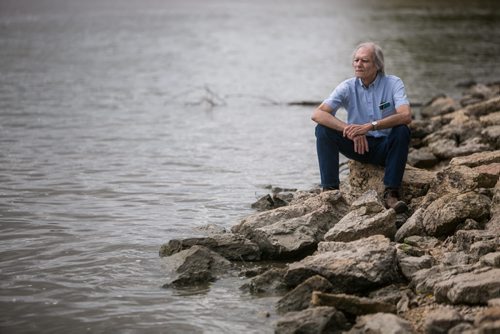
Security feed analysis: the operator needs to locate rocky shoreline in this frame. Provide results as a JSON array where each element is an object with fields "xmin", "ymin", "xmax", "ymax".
[{"xmin": 160, "ymin": 82, "xmax": 500, "ymax": 333}]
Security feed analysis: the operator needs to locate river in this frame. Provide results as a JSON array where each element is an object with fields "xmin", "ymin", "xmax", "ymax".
[{"xmin": 1, "ymin": 0, "xmax": 499, "ymax": 332}]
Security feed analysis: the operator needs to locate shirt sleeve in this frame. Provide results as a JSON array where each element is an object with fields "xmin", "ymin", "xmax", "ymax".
[
  {"xmin": 393, "ymin": 78, "xmax": 410, "ymax": 109},
  {"xmin": 323, "ymin": 81, "xmax": 349, "ymax": 114}
]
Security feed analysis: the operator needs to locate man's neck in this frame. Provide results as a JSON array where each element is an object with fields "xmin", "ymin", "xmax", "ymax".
[{"xmin": 361, "ymin": 73, "xmax": 378, "ymax": 87}]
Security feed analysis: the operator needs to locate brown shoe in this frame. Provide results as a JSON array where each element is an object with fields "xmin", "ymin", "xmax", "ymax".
[{"xmin": 384, "ymin": 188, "xmax": 408, "ymax": 214}]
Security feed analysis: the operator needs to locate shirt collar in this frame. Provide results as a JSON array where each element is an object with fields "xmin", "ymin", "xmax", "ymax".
[{"xmin": 359, "ymin": 72, "xmax": 383, "ymax": 89}]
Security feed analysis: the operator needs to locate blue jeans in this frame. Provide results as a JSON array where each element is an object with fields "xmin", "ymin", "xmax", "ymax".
[{"xmin": 315, "ymin": 124, "xmax": 411, "ymax": 189}]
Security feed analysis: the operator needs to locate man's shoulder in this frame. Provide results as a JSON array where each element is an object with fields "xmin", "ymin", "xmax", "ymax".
[{"xmin": 381, "ymin": 74, "xmax": 404, "ymax": 84}]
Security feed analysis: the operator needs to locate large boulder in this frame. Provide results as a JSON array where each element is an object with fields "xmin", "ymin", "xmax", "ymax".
[
  {"xmin": 159, "ymin": 233, "xmax": 261, "ymax": 261},
  {"xmin": 347, "ymin": 161, "xmax": 435, "ymax": 203},
  {"xmin": 274, "ymin": 306, "xmax": 349, "ymax": 334},
  {"xmin": 421, "ymin": 95, "xmax": 460, "ymax": 118},
  {"xmin": 434, "ymin": 267, "xmax": 500, "ymax": 305},
  {"xmin": 422, "ymin": 192, "xmax": 491, "ymax": 238},
  {"xmin": 346, "ymin": 313, "xmax": 415, "ymax": 334},
  {"xmin": 161, "ymin": 245, "xmax": 232, "ymax": 287},
  {"xmin": 284, "ymin": 235, "xmax": 400, "ymax": 294},
  {"xmin": 276, "ymin": 275, "xmax": 333, "ymax": 314},
  {"xmin": 232, "ymin": 191, "xmax": 349, "ymax": 259}
]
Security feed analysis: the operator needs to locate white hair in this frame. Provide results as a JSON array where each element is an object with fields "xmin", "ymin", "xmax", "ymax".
[{"xmin": 352, "ymin": 42, "xmax": 385, "ymax": 74}]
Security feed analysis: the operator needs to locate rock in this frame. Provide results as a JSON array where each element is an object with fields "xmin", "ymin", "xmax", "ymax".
[
  {"xmin": 428, "ymin": 164, "xmax": 498, "ymax": 197},
  {"xmin": 311, "ymin": 292, "xmax": 397, "ymax": 315},
  {"xmin": 324, "ymin": 197, "xmax": 396, "ymax": 242},
  {"xmin": 346, "ymin": 313, "xmax": 415, "ymax": 334},
  {"xmin": 482, "ymin": 126, "xmax": 500, "ymax": 149},
  {"xmin": 274, "ymin": 306, "xmax": 349, "ymax": 334},
  {"xmin": 276, "ymin": 275, "xmax": 333, "ymax": 314},
  {"xmin": 284, "ymin": 235, "xmax": 400, "ymax": 294},
  {"xmin": 480, "ymin": 111, "xmax": 500, "ymax": 127},
  {"xmin": 434, "ymin": 267, "xmax": 500, "ymax": 305},
  {"xmin": 232, "ymin": 190, "xmax": 349, "ymax": 259},
  {"xmin": 423, "ymin": 307, "xmax": 463, "ymax": 334},
  {"xmin": 241, "ymin": 267, "xmax": 289, "ymax": 295},
  {"xmin": 449, "ymin": 150, "xmax": 500, "ymax": 167},
  {"xmin": 251, "ymin": 194, "xmax": 276, "ymax": 211},
  {"xmin": 368, "ymin": 285, "xmax": 406, "ymax": 305},
  {"xmin": 395, "ymin": 208, "xmax": 426, "ymax": 242},
  {"xmin": 408, "ymin": 147, "xmax": 439, "ymax": 169},
  {"xmin": 474, "ymin": 306, "xmax": 500, "ymax": 332},
  {"xmin": 481, "ymin": 252, "xmax": 500, "ymax": 267},
  {"xmin": 159, "ymin": 233, "xmax": 261, "ymax": 261},
  {"xmin": 397, "ymin": 254, "xmax": 433, "ymax": 280},
  {"xmin": 161, "ymin": 245, "xmax": 232, "ymax": 287},
  {"xmin": 465, "ymin": 96, "xmax": 500, "ymax": 118},
  {"xmin": 428, "ymin": 137, "xmax": 491, "ymax": 160},
  {"xmin": 422, "ymin": 192, "xmax": 491, "ymax": 238},
  {"xmin": 410, "ymin": 265, "xmax": 473, "ymax": 295},
  {"xmin": 347, "ymin": 161, "xmax": 435, "ymax": 203},
  {"xmin": 421, "ymin": 95, "xmax": 460, "ymax": 118}
]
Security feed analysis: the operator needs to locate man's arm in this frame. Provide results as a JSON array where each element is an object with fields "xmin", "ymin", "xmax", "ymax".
[
  {"xmin": 311, "ymin": 103, "xmax": 370, "ymax": 154},
  {"xmin": 343, "ymin": 104, "xmax": 412, "ymax": 138}
]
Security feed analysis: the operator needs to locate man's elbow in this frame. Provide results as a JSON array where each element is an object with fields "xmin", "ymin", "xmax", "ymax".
[{"xmin": 311, "ymin": 109, "xmax": 321, "ymax": 123}]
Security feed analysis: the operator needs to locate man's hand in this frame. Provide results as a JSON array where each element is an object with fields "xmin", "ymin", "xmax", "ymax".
[
  {"xmin": 343, "ymin": 123, "xmax": 370, "ymax": 139},
  {"xmin": 352, "ymin": 135, "xmax": 369, "ymax": 154}
]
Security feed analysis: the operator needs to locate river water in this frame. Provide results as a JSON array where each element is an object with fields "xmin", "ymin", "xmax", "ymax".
[{"xmin": 1, "ymin": 0, "xmax": 499, "ymax": 333}]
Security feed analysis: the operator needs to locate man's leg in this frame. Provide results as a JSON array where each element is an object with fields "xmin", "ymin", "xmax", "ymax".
[
  {"xmin": 383, "ymin": 125, "xmax": 411, "ymax": 188},
  {"xmin": 315, "ymin": 124, "xmax": 375, "ymax": 190}
]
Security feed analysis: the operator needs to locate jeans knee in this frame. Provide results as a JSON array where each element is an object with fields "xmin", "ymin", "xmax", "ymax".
[{"xmin": 391, "ymin": 125, "xmax": 411, "ymax": 143}]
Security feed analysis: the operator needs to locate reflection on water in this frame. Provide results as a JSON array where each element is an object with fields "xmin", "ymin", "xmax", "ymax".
[{"xmin": 0, "ymin": 0, "xmax": 499, "ymax": 332}]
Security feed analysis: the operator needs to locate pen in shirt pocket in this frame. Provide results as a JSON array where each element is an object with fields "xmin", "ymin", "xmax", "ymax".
[{"xmin": 379, "ymin": 101, "xmax": 391, "ymax": 110}]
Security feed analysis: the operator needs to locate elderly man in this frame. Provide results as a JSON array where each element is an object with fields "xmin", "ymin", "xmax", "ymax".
[{"xmin": 311, "ymin": 42, "xmax": 412, "ymax": 213}]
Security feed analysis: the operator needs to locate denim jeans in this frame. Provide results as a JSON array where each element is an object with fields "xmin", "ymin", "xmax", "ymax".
[{"xmin": 315, "ymin": 124, "xmax": 411, "ymax": 189}]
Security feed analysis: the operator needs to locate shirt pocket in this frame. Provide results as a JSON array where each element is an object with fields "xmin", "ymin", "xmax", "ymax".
[{"xmin": 379, "ymin": 100, "xmax": 396, "ymax": 118}]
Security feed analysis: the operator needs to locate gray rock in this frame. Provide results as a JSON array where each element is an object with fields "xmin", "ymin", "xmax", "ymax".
[
  {"xmin": 410, "ymin": 265, "xmax": 473, "ymax": 295},
  {"xmin": 368, "ymin": 285, "xmax": 406, "ymax": 305},
  {"xmin": 324, "ymin": 206, "xmax": 396, "ymax": 242},
  {"xmin": 422, "ymin": 192, "xmax": 491, "ymax": 238},
  {"xmin": 448, "ymin": 322, "xmax": 475, "ymax": 334},
  {"xmin": 274, "ymin": 306, "xmax": 349, "ymax": 334},
  {"xmin": 397, "ymin": 254, "xmax": 433, "ymax": 280},
  {"xmin": 350, "ymin": 189, "xmax": 385, "ymax": 213},
  {"xmin": 481, "ymin": 252, "xmax": 500, "ymax": 267},
  {"xmin": 284, "ymin": 235, "xmax": 400, "ymax": 294},
  {"xmin": 346, "ymin": 313, "xmax": 415, "ymax": 334},
  {"xmin": 395, "ymin": 208, "xmax": 426, "ymax": 242},
  {"xmin": 241, "ymin": 267, "xmax": 288, "ymax": 295},
  {"xmin": 421, "ymin": 95, "xmax": 459, "ymax": 118},
  {"xmin": 434, "ymin": 268, "xmax": 500, "ymax": 305},
  {"xmin": 474, "ymin": 306, "xmax": 500, "ymax": 332},
  {"xmin": 423, "ymin": 307, "xmax": 463, "ymax": 334},
  {"xmin": 428, "ymin": 165, "xmax": 497, "ymax": 197},
  {"xmin": 161, "ymin": 245, "xmax": 232, "ymax": 287},
  {"xmin": 276, "ymin": 275, "xmax": 333, "ymax": 314},
  {"xmin": 449, "ymin": 150, "xmax": 500, "ymax": 168},
  {"xmin": 159, "ymin": 233, "xmax": 261, "ymax": 261},
  {"xmin": 311, "ymin": 292, "xmax": 397, "ymax": 315},
  {"xmin": 232, "ymin": 191, "xmax": 349, "ymax": 259},
  {"xmin": 465, "ymin": 95, "xmax": 500, "ymax": 118},
  {"xmin": 408, "ymin": 147, "xmax": 439, "ymax": 169}
]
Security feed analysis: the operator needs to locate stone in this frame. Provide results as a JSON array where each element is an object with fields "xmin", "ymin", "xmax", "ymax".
[
  {"xmin": 276, "ymin": 275, "xmax": 333, "ymax": 314},
  {"xmin": 159, "ymin": 233, "xmax": 261, "ymax": 261},
  {"xmin": 428, "ymin": 165, "xmax": 498, "ymax": 197},
  {"xmin": 397, "ymin": 254, "xmax": 433, "ymax": 280},
  {"xmin": 434, "ymin": 268, "xmax": 500, "ymax": 305},
  {"xmin": 161, "ymin": 245, "xmax": 232, "ymax": 287},
  {"xmin": 346, "ymin": 313, "xmax": 415, "ymax": 334},
  {"xmin": 311, "ymin": 292, "xmax": 397, "ymax": 315},
  {"xmin": 449, "ymin": 150, "xmax": 500, "ymax": 167},
  {"xmin": 408, "ymin": 147, "xmax": 439, "ymax": 169},
  {"xmin": 465, "ymin": 96, "xmax": 500, "ymax": 117},
  {"xmin": 324, "ymin": 206, "xmax": 396, "ymax": 242},
  {"xmin": 395, "ymin": 208, "xmax": 426, "ymax": 242},
  {"xmin": 410, "ymin": 265, "xmax": 473, "ymax": 295},
  {"xmin": 482, "ymin": 126, "xmax": 500, "ymax": 149},
  {"xmin": 481, "ymin": 252, "xmax": 500, "ymax": 267},
  {"xmin": 474, "ymin": 306, "xmax": 500, "ymax": 332},
  {"xmin": 232, "ymin": 190, "xmax": 349, "ymax": 259},
  {"xmin": 274, "ymin": 306, "xmax": 349, "ymax": 334},
  {"xmin": 421, "ymin": 95, "xmax": 460, "ymax": 118},
  {"xmin": 422, "ymin": 192, "xmax": 491, "ymax": 238},
  {"xmin": 480, "ymin": 111, "xmax": 500, "ymax": 127},
  {"xmin": 423, "ymin": 307, "xmax": 463, "ymax": 334},
  {"xmin": 241, "ymin": 267, "xmax": 289, "ymax": 295},
  {"xmin": 284, "ymin": 235, "xmax": 400, "ymax": 294}
]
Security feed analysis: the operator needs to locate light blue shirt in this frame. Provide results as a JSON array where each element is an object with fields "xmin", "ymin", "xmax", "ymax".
[{"xmin": 323, "ymin": 73, "xmax": 410, "ymax": 137}]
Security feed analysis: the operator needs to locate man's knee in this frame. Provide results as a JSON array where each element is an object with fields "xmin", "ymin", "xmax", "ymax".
[
  {"xmin": 315, "ymin": 124, "xmax": 341, "ymax": 141},
  {"xmin": 391, "ymin": 125, "xmax": 411, "ymax": 143}
]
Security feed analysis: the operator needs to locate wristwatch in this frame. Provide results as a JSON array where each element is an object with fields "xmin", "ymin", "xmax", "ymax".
[{"xmin": 371, "ymin": 121, "xmax": 378, "ymax": 131}]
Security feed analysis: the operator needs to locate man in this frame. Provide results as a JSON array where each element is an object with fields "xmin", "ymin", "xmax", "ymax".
[{"xmin": 311, "ymin": 42, "xmax": 412, "ymax": 213}]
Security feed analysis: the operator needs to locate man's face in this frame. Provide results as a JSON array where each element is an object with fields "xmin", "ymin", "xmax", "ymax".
[{"xmin": 352, "ymin": 46, "xmax": 378, "ymax": 84}]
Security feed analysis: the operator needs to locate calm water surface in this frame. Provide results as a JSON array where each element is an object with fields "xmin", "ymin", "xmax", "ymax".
[{"xmin": 1, "ymin": 0, "xmax": 499, "ymax": 332}]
